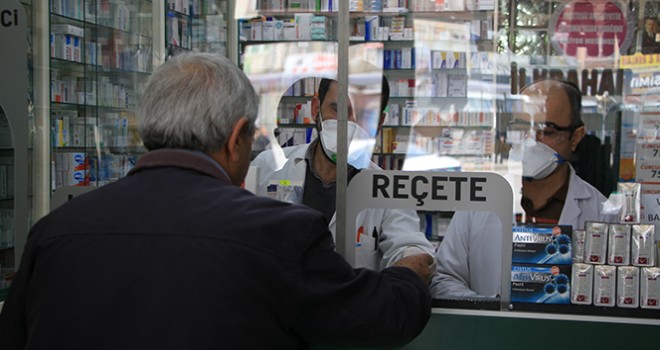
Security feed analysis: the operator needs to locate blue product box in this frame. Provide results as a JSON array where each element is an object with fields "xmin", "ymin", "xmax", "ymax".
[
  {"xmin": 511, "ymin": 264, "xmax": 572, "ymax": 304},
  {"xmin": 394, "ymin": 49, "xmax": 402, "ymax": 69},
  {"xmin": 383, "ymin": 50, "xmax": 392, "ymax": 70},
  {"xmin": 512, "ymin": 225, "xmax": 572, "ymax": 265}
]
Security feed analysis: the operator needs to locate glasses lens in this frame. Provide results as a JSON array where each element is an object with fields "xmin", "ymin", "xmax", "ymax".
[{"xmin": 534, "ymin": 123, "xmax": 576, "ymax": 142}]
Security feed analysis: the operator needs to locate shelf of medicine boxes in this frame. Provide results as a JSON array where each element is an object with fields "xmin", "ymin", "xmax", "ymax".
[
  {"xmin": 166, "ymin": 7, "xmax": 228, "ymax": 54},
  {"xmin": 0, "ymin": 172, "xmax": 17, "ymax": 208},
  {"xmin": 250, "ymin": 9, "xmax": 491, "ymax": 19},
  {"xmin": 237, "ymin": 8, "xmax": 410, "ymax": 43},
  {"xmin": 50, "ymin": 12, "xmax": 152, "ymax": 56},
  {"xmin": 0, "ymin": 150, "xmax": 16, "ymax": 285},
  {"xmin": 238, "ymin": 11, "xmax": 494, "ymax": 68},
  {"xmin": 51, "ymin": 57, "xmax": 152, "ymax": 82},
  {"xmin": 166, "ymin": 8, "xmax": 194, "ymax": 53},
  {"xmin": 237, "ymin": 27, "xmax": 493, "ymax": 47},
  {"xmin": 409, "ymin": 10, "xmax": 494, "ymax": 20},
  {"xmin": 49, "ymin": 7, "xmax": 152, "ymax": 185},
  {"xmin": 375, "ymin": 123, "xmax": 494, "ymax": 159}
]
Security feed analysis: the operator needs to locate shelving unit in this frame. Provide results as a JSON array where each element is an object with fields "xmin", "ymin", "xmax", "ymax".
[
  {"xmin": 240, "ymin": 1, "xmax": 497, "ymax": 170},
  {"xmin": 166, "ymin": 0, "xmax": 229, "ymax": 57},
  {"xmin": 0, "ymin": 116, "xmax": 16, "ymax": 292},
  {"xmin": 49, "ymin": 0, "xmax": 154, "ymax": 189}
]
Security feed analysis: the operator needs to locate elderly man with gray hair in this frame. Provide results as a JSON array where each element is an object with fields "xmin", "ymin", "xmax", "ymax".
[{"xmin": 0, "ymin": 53, "xmax": 433, "ymax": 349}]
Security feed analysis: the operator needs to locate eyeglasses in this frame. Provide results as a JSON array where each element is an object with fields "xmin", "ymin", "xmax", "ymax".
[
  {"xmin": 535, "ymin": 122, "xmax": 580, "ymax": 140},
  {"xmin": 507, "ymin": 120, "xmax": 580, "ymax": 143}
]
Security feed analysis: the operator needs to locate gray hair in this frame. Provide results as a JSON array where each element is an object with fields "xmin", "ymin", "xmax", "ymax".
[{"xmin": 137, "ymin": 52, "xmax": 259, "ymax": 153}]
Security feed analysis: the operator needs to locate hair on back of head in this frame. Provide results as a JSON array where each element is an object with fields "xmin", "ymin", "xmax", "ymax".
[{"xmin": 137, "ymin": 52, "xmax": 259, "ymax": 153}]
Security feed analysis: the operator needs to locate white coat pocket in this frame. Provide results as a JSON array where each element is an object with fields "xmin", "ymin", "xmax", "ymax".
[{"xmin": 355, "ymin": 226, "xmax": 381, "ymax": 270}]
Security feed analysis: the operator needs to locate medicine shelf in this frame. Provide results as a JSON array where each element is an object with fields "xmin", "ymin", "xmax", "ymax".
[
  {"xmin": 250, "ymin": 10, "xmax": 411, "ymax": 18},
  {"xmin": 49, "ymin": 0, "xmax": 155, "ymax": 190},
  {"xmin": 51, "ymin": 57, "xmax": 152, "ymax": 76},
  {"xmin": 373, "ymin": 152, "xmax": 485, "ymax": 157},
  {"xmin": 410, "ymin": 10, "xmax": 494, "ymax": 20}
]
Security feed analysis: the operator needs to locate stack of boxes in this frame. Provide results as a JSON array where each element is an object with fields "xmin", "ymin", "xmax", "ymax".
[
  {"xmin": 509, "ymin": 221, "xmax": 660, "ymax": 310},
  {"xmin": 571, "ymin": 222, "xmax": 659, "ymax": 309},
  {"xmin": 510, "ymin": 225, "xmax": 574, "ymax": 304},
  {"xmin": 50, "ymin": 24, "xmax": 84, "ymax": 63},
  {"xmin": 240, "ymin": 14, "xmax": 332, "ymax": 41},
  {"xmin": 53, "ymin": 152, "xmax": 90, "ymax": 188},
  {"xmin": 410, "ymin": 0, "xmax": 494, "ymax": 11},
  {"xmin": 0, "ymin": 209, "xmax": 14, "ymax": 250},
  {"xmin": 255, "ymin": 0, "xmax": 407, "ymax": 12},
  {"xmin": 50, "ymin": 0, "xmax": 85, "ymax": 20}
]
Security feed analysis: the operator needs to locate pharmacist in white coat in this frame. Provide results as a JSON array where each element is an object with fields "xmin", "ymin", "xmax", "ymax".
[
  {"xmin": 430, "ymin": 79, "xmax": 616, "ymax": 299},
  {"xmin": 251, "ymin": 77, "xmax": 435, "ymax": 270}
]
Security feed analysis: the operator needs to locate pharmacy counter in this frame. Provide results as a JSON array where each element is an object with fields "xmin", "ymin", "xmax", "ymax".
[
  {"xmin": 400, "ymin": 307, "xmax": 659, "ymax": 350},
  {"xmin": 314, "ymin": 304, "xmax": 658, "ymax": 350}
]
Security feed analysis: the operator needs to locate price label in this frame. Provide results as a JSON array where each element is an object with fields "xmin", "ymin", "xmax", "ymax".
[
  {"xmin": 635, "ymin": 113, "xmax": 660, "ymax": 182},
  {"xmin": 636, "ymin": 164, "xmax": 660, "ymax": 183},
  {"xmin": 641, "ymin": 184, "xmax": 660, "ymax": 224}
]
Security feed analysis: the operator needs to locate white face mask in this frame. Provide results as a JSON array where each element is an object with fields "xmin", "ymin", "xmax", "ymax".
[
  {"xmin": 318, "ymin": 118, "xmax": 375, "ymax": 169},
  {"xmin": 510, "ymin": 138, "xmax": 566, "ymax": 180}
]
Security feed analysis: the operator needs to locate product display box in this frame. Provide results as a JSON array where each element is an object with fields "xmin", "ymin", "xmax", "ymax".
[
  {"xmin": 512, "ymin": 225, "xmax": 572, "ymax": 265},
  {"xmin": 511, "ymin": 264, "xmax": 572, "ymax": 304}
]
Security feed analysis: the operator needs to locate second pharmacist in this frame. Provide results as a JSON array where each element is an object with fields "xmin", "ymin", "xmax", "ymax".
[{"xmin": 431, "ymin": 79, "xmax": 617, "ymax": 299}]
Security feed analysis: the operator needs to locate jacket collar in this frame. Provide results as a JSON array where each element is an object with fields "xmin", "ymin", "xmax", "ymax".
[{"xmin": 128, "ymin": 149, "xmax": 231, "ymax": 183}]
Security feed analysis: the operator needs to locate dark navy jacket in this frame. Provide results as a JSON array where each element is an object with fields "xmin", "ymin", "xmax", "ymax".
[{"xmin": 0, "ymin": 149, "xmax": 431, "ymax": 349}]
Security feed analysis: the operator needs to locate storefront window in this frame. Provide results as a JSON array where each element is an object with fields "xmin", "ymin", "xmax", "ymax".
[{"xmin": 240, "ymin": 0, "xmax": 659, "ymax": 319}]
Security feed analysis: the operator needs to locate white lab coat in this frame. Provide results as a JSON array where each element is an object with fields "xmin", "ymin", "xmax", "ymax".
[
  {"xmin": 430, "ymin": 165, "xmax": 616, "ymax": 299},
  {"xmin": 251, "ymin": 142, "xmax": 435, "ymax": 270}
]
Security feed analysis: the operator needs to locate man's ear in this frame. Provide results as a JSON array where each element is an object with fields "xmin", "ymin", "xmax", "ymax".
[
  {"xmin": 570, "ymin": 126, "xmax": 586, "ymax": 152},
  {"xmin": 227, "ymin": 117, "xmax": 250, "ymax": 162},
  {"xmin": 311, "ymin": 96, "xmax": 321, "ymax": 123},
  {"xmin": 312, "ymin": 96, "xmax": 324, "ymax": 133}
]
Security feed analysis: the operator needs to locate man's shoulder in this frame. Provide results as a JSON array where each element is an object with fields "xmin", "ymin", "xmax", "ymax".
[{"xmin": 569, "ymin": 169, "xmax": 607, "ymax": 201}]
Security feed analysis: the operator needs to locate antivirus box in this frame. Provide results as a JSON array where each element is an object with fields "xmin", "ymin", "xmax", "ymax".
[
  {"xmin": 512, "ymin": 225, "xmax": 572, "ymax": 265},
  {"xmin": 511, "ymin": 264, "xmax": 571, "ymax": 304}
]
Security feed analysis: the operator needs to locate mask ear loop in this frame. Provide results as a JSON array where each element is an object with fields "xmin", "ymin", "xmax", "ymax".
[
  {"xmin": 315, "ymin": 109, "xmax": 323, "ymax": 133},
  {"xmin": 314, "ymin": 91, "xmax": 324, "ymax": 134},
  {"xmin": 315, "ymin": 107, "xmax": 337, "ymax": 163}
]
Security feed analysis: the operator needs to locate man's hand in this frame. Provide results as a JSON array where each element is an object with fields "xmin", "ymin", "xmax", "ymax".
[{"xmin": 392, "ymin": 254, "xmax": 435, "ymax": 286}]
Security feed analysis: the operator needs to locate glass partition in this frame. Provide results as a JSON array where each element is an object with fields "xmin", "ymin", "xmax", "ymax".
[{"xmin": 239, "ymin": 0, "xmax": 660, "ymax": 320}]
